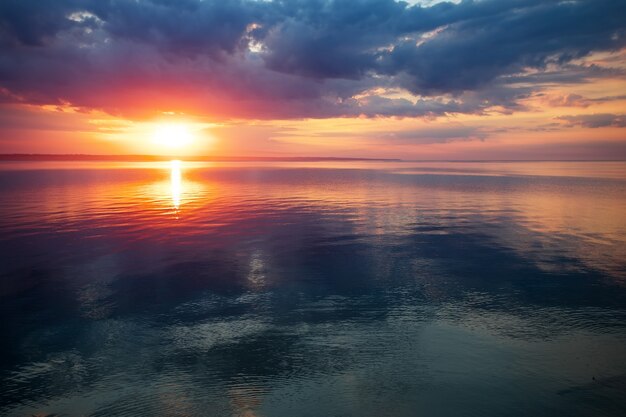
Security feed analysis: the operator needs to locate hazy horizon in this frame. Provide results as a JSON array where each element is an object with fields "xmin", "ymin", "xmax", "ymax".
[{"xmin": 2, "ymin": 154, "xmax": 626, "ymax": 162}]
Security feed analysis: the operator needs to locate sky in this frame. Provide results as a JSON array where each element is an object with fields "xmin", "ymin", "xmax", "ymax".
[{"xmin": 0, "ymin": 0, "xmax": 625, "ymax": 159}]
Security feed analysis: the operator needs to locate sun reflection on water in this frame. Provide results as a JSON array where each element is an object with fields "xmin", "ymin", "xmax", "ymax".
[
  {"xmin": 136, "ymin": 159, "xmax": 208, "ymax": 217},
  {"xmin": 170, "ymin": 160, "xmax": 182, "ymax": 211}
]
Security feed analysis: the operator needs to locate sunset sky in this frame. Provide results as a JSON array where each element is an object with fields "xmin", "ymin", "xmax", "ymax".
[{"xmin": 1, "ymin": 0, "xmax": 625, "ymax": 159}]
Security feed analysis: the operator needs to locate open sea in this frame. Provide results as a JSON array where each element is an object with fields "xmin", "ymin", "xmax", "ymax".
[{"xmin": 1, "ymin": 160, "xmax": 625, "ymax": 417}]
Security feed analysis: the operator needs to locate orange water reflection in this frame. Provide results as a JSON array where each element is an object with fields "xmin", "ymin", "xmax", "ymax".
[
  {"xmin": 170, "ymin": 160, "xmax": 182, "ymax": 210},
  {"xmin": 135, "ymin": 160, "xmax": 208, "ymax": 216},
  {"xmin": 0, "ymin": 161, "xmax": 625, "ymax": 283}
]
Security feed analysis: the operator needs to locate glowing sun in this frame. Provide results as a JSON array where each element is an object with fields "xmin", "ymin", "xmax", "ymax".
[{"xmin": 152, "ymin": 123, "xmax": 194, "ymax": 149}]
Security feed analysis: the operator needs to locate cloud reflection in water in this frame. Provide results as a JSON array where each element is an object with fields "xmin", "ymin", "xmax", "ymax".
[{"xmin": 0, "ymin": 161, "xmax": 625, "ymax": 417}]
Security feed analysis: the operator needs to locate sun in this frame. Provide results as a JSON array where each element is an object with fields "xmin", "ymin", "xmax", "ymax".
[{"xmin": 152, "ymin": 123, "xmax": 194, "ymax": 149}]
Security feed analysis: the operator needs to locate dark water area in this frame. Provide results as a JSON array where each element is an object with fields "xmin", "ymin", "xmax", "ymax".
[{"xmin": 1, "ymin": 161, "xmax": 625, "ymax": 416}]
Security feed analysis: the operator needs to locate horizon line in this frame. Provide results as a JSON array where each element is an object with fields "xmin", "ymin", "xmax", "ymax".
[{"xmin": 1, "ymin": 154, "xmax": 625, "ymax": 163}]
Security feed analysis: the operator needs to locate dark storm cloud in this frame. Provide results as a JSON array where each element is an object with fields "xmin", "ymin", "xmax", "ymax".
[
  {"xmin": 92, "ymin": 0, "xmax": 262, "ymax": 58},
  {"xmin": 0, "ymin": 0, "xmax": 624, "ymax": 119},
  {"xmin": 0, "ymin": 0, "xmax": 84, "ymax": 46},
  {"xmin": 381, "ymin": 0, "xmax": 626, "ymax": 94}
]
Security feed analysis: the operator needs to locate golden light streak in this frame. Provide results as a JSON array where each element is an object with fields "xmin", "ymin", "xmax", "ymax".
[{"xmin": 170, "ymin": 159, "xmax": 182, "ymax": 211}]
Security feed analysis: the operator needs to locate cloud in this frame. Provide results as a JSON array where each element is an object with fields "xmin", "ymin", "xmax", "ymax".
[
  {"xmin": 374, "ymin": 125, "xmax": 488, "ymax": 144},
  {"xmin": 0, "ymin": 0, "xmax": 624, "ymax": 120},
  {"xmin": 283, "ymin": 123, "xmax": 490, "ymax": 145},
  {"xmin": 381, "ymin": 0, "xmax": 626, "ymax": 94},
  {"xmin": 534, "ymin": 93, "xmax": 593, "ymax": 108},
  {"xmin": 557, "ymin": 114, "xmax": 626, "ymax": 128}
]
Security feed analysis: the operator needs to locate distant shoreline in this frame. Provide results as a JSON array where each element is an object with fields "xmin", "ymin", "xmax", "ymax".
[{"xmin": 0, "ymin": 154, "xmax": 402, "ymax": 162}]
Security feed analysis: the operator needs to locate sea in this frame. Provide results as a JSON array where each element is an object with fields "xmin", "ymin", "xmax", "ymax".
[{"xmin": 1, "ymin": 160, "xmax": 625, "ymax": 416}]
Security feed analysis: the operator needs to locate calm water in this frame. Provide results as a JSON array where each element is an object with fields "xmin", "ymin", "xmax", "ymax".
[{"xmin": 1, "ymin": 161, "xmax": 625, "ymax": 417}]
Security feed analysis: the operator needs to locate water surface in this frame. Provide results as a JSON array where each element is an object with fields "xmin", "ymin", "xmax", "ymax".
[{"xmin": 1, "ymin": 161, "xmax": 625, "ymax": 416}]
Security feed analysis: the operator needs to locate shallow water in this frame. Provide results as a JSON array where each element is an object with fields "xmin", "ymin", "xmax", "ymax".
[{"xmin": 1, "ymin": 160, "xmax": 625, "ymax": 416}]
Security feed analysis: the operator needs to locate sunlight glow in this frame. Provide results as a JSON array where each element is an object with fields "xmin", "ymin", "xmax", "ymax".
[{"xmin": 153, "ymin": 123, "xmax": 194, "ymax": 149}]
